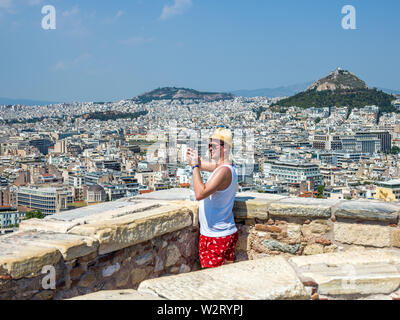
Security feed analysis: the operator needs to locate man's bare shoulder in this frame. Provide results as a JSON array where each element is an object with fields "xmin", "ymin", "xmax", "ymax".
[
  {"xmin": 215, "ymin": 165, "xmax": 232, "ymax": 176},
  {"xmin": 214, "ymin": 166, "xmax": 232, "ymax": 190}
]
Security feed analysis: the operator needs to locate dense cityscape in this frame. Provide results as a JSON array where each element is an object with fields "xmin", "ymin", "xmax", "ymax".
[
  {"xmin": 1, "ymin": 68, "xmax": 400, "ymax": 234},
  {"xmin": 3, "ymin": 0, "xmax": 400, "ymax": 304}
]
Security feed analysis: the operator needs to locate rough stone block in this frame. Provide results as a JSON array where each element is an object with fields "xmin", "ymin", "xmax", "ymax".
[
  {"xmin": 255, "ymin": 225, "xmax": 282, "ymax": 233},
  {"xmin": 78, "ymin": 273, "xmax": 96, "ymax": 288},
  {"xmin": 287, "ymin": 224, "xmax": 302, "ymax": 239},
  {"xmin": 51, "ymin": 200, "xmax": 162, "ymax": 223},
  {"xmin": 179, "ymin": 264, "xmax": 191, "ymax": 274},
  {"xmin": 0, "ymin": 235, "xmax": 61, "ymax": 279},
  {"xmin": 154, "ymin": 256, "xmax": 164, "ymax": 272},
  {"xmin": 138, "ymin": 256, "xmax": 309, "ymax": 300},
  {"xmin": 233, "ymin": 198, "xmax": 269, "ymax": 220},
  {"xmin": 131, "ymin": 268, "xmax": 148, "ymax": 285},
  {"xmin": 170, "ymin": 200, "xmax": 199, "ymax": 227},
  {"xmin": 68, "ymin": 204, "xmax": 193, "ymax": 255},
  {"xmin": 303, "ymin": 244, "xmax": 324, "ymax": 255},
  {"xmin": 289, "ymin": 249, "xmax": 400, "ymax": 296},
  {"xmin": 1, "ymin": 231, "xmax": 98, "ymax": 261},
  {"xmin": 333, "ymin": 200, "xmax": 399, "ymax": 223},
  {"xmin": 183, "ymin": 236, "xmax": 197, "ymax": 258},
  {"xmin": 135, "ymin": 252, "xmax": 154, "ymax": 266},
  {"xmin": 169, "ymin": 266, "xmax": 180, "ymax": 274},
  {"xmin": 101, "ymin": 262, "xmax": 121, "ymax": 278},
  {"xmin": 165, "ymin": 245, "xmax": 181, "ymax": 267},
  {"xmin": 268, "ymin": 198, "xmax": 338, "ymax": 219},
  {"xmin": 19, "ymin": 201, "xmax": 162, "ymax": 234},
  {"xmin": 334, "ymin": 222, "xmax": 391, "ymax": 247},
  {"xmin": 262, "ymin": 239, "xmax": 300, "ymax": 254},
  {"xmin": 302, "ymin": 220, "xmax": 330, "ymax": 237},
  {"xmin": 315, "ymin": 237, "xmax": 331, "ymax": 246},
  {"xmin": 392, "ymin": 229, "xmax": 400, "ymax": 248},
  {"xmin": 323, "ymin": 244, "xmax": 338, "ymax": 253},
  {"xmin": 236, "ymin": 230, "xmax": 251, "ymax": 252},
  {"xmin": 70, "ymin": 266, "xmax": 85, "ymax": 280},
  {"xmin": 116, "ymin": 268, "xmax": 131, "ymax": 288}
]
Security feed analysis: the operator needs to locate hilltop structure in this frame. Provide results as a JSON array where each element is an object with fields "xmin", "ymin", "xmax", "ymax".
[{"xmin": 307, "ymin": 67, "xmax": 368, "ymax": 92}]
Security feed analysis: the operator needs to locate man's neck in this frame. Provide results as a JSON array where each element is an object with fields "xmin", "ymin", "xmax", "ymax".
[{"xmin": 216, "ymin": 156, "xmax": 231, "ymax": 168}]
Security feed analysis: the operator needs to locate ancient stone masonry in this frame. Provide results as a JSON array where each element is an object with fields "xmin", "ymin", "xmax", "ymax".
[
  {"xmin": 233, "ymin": 192, "xmax": 400, "ymax": 262},
  {"xmin": 74, "ymin": 248, "xmax": 400, "ymax": 300},
  {"xmin": 0, "ymin": 199, "xmax": 200, "ymax": 300},
  {"xmin": 3, "ymin": 191, "xmax": 400, "ymax": 300}
]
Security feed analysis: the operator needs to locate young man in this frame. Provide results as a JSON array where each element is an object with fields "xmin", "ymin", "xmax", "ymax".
[{"xmin": 186, "ymin": 128, "xmax": 239, "ymax": 268}]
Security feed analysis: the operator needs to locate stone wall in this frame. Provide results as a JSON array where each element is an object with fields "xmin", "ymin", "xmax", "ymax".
[
  {"xmin": 233, "ymin": 193, "xmax": 400, "ymax": 261},
  {"xmin": 74, "ymin": 248, "xmax": 400, "ymax": 300},
  {"xmin": 0, "ymin": 199, "xmax": 200, "ymax": 300},
  {"xmin": 2, "ymin": 190, "xmax": 400, "ymax": 300}
]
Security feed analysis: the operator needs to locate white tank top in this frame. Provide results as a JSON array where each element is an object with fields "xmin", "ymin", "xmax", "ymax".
[{"xmin": 199, "ymin": 164, "xmax": 238, "ymax": 237}]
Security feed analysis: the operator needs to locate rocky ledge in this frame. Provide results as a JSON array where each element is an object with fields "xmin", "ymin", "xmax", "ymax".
[
  {"xmin": 2, "ymin": 189, "xmax": 400, "ymax": 300},
  {"xmin": 73, "ymin": 247, "xmax": 400, "ymax": 300}
]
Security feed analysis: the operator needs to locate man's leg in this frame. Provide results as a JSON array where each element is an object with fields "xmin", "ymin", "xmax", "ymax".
[
  {"xmin": 199, "ymin": 234, "xmax": 226, "ymax": 268},
  {"xmin": 224, "ymin": 232, "xmax": 239, "ymax": 264},
  {"xmin": 199, "ymin": 233, "xmax": 239, "ymax": 268}
]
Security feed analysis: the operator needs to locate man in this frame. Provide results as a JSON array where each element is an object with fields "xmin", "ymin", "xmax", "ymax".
[{"xmin": 186, "ymin": 128, "xmax": 239, "ymax": 268}]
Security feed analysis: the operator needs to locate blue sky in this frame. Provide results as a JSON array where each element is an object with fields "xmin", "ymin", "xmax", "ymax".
[{"xmin": 0, "ymin": 0, "xmax": 399, "ymax": 102}]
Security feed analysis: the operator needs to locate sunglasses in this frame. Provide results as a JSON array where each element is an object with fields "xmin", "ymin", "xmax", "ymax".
[{"xmin": 209, "ymin": 142, "xmax": 225, "ymax": 150}]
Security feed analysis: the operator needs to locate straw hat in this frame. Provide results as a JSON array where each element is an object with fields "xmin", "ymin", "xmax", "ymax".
[{"xmin": 209, "ymin": 128, "xmax": 233, "ymax": 147}]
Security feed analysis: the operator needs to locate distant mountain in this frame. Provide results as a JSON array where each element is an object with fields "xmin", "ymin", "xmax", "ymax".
[
  {"xmin": 272, "ymin": 68, "xmax": 397, "ymax": 113},
  {"xmin": 132, "ymin": 87, "xmax": 234, "ymax": 103},
  {"xmin": 231, "ymin": 82, "xmax": 312, "ymax": 98},
  {"xmin": 0, "ymin": 97, "xmax": 58, "ymax": 106}
]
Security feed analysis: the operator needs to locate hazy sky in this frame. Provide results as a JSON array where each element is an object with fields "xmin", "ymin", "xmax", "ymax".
[{"xmin": 0, "ymin": 0, "xmax": 399, "ymax": 102}]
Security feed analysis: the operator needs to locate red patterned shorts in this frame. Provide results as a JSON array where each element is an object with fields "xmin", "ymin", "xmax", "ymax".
[{"xmin": 199, "ymin": 232, "xmax": 239, "ymax": 268}]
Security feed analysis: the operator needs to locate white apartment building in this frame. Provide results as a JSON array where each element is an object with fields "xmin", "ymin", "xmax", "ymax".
[
  {"xmin": 263, "ymin": 160, "xmax": 323, "ymax": 186},
  {"xmin": 17, "ymin": 187, "xmax": 72, "ymax": 215}
]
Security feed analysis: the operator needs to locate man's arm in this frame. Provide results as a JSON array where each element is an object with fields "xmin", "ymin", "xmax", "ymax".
[
  {"xmin": 187, "ymin": 147, "xmax": 232, "ymax": 200},
  {"xmin": 192, "ymin": 166, "xmax": 231, "ymax": 201},
  {"xmin": 186, "ymin": 148, "xmax": 217, "ymax": 172},
  {"xmin": 199, "ymin": 158, "xmax": 218, "ymax": 172}
]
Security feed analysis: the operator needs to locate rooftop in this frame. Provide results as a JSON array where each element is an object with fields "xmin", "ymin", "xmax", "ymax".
[{"xmin": 377, "ymin": 179, "xmax": 400, "ymax": 186}]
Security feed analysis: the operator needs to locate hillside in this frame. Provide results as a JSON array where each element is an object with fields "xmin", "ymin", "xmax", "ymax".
[
  {"xmin": 272, "ymin": 68, "xmax": 396, "ymax": 112},
  {"xmin": 132, "ymin": 87, "xmax": 234, "ymax": 103},
  {"xmin": 307, "ymin": 68, "xmax": 367, "ymax": 91}
]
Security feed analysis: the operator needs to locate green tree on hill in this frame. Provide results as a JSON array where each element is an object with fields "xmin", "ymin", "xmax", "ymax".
[{"xmin": 272, "ymin": 88, "xmax": 396, "ymax": 113}]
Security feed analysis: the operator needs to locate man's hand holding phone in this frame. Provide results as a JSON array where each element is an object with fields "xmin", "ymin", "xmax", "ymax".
[{"xmin": 186, "ymin": 148, "xmax": 200, "ymax": 167}]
